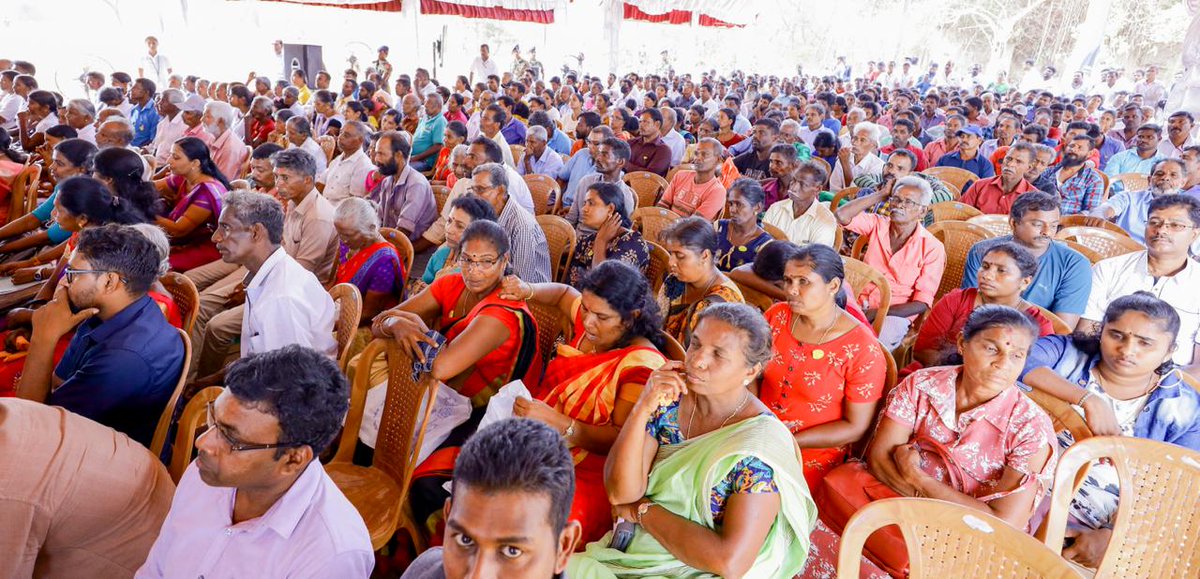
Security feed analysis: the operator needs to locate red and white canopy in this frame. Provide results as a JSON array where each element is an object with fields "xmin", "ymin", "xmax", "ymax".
[
  {"xmin": 260, "ymin": 0, "xmax": 558, "ymax": 22},
  {"xmin": 621, "ymin": 0, "xmax": 756, "ymax": 27}
]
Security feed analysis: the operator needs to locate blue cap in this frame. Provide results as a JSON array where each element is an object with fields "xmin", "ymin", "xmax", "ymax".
[{"xmin": 956, "ymin": 125, "xmax": 984, "ymax": 138}]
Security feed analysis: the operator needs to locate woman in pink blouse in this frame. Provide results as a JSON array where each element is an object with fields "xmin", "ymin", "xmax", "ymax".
[{"xmin": 801, "ymin": 305, "xmax": 1057, "ymax": 578}]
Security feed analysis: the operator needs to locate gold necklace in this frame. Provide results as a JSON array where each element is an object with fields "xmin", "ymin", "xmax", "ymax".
[
  {"xmin": 794, "ymin": 308, "xmax": 841, "ymax": 360},
  {"xmin": 684, "ymin": 391, "xmax": 751, "ymax": 439}
]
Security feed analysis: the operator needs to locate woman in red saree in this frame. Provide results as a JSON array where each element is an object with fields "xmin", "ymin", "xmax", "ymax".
[
  {"xmin": 368, "ymin": 220, "xmax": 540, "ymax": 533},
  {"xmin": 499, "ymin": 259, "xmax": 669, "ymax": 543}
]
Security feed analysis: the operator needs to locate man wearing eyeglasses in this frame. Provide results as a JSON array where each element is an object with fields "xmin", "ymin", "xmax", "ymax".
[
  {"xmin": 15, "ymin": 224, "xmax": 185, "ymax": 446},
  {"xmin": 1081, "ymin": 194, "xmax": 1200, "ymax": 375},
  {"xmin": 193, "ymin": 191, "xmax": 337, "ymax": 387},
  {"xmin": 835, "ymin": 175, "xmax": 947, "ymax": 349},
  {"xmin": 137, "ymin": 346, "xmax": 373, "ymax": 577},
  {"xmin": 1091, "ymin": 158, "xmax": 1188, "ymax": 245}
]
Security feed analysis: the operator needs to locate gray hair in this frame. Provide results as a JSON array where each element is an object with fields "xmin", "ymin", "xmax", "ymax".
[
  {"xmin": 99, "ymin": 118, "xmax": 135, "ymax": 146},
  {"xmin": 283, "ymin": 86, "xmax": 300, "ymax": 98},
  {"xmin": 128, "ymin": 223, "xmax": 171, "ymax": 277},
  {"xmin": 270, "ymin": 147, "xmax": 318, "ymax": 178},
  {"xmin": 895, "ymin": 175, "xmax": 934, "ymax": 205},
  {"xmin": 204, "ymin": 100, "xmax": 236, "ymax": 130},
  {"xmin": 472, "ymin": 162, "xmax": 509, "ymax": 193},
  {"xmin": 343, "ymin": 120, "xmax": 370, "ymax": 141},
  {"xmin": 526, "ymin": 125, "xmax": 548, "ymax": 142},
  {"xmin": 67, "ymin": 98, "xmax": 96, "ymax": 119},
  {"xmin": 161, "ymin": 88, "xmax": 185, "ymax": 106},
  {"xmin": 334, "ymin": 197, "xmax": 381, "ymax": 234},
  {"xmin": 449, "ymin": 143, "xmax": 469, "ymax": 163},
  {"xmin": 224, "ymin": 190, "xmax": 285, "ymax": 244},
  {"xmin": 251, "ymin": 95, "xmax": 274, "ymax": 112},
  {"xmin": 286, "ymin": 115, "xmax": 312, "ymax": 137},
  {"xmin": 779, "ymin": 118, "xmax": 802, "ymax": 133},
  {"xmin": 1032, "ymin": 143, "xmax": 1056, "ymax": 158},
  {"xmin": 697, "ymin": 137, "xmax": 726, "ymax": 157},
  {"xmin": 852, "ymin": 122, "xmax": 882, "ymax": 147},
  {"xmin": 694, "ymin": 302, "xmax": 773, "ymax": 368}
]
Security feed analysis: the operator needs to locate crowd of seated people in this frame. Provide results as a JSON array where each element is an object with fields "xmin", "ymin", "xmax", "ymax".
[{"xmin": 0, "ymin": 47, "xmax": 1197, "ymax": 579}]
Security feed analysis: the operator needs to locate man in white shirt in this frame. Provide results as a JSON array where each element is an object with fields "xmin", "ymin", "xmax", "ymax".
[
  {"xmin": 319, "ymin": 120, "xmax": 375, "ymax": 204},
  {"xmin": 194, "ymin": 189, "xmax": 337, "ymax": 383},
  {"xmin": 1081, "ymin": 194, "xmax": 1200, "ymax": 373},
  {"xmin": 830, "ymin": 122, "xmax": 885, "ymax": 190},
  {"xmin": 137, "ymin": 346, "xmax": 372, "ymax": 579},
  {"xmin": 1157, "ymin": 111, "xmax": 1196, "ymax": 160},
  {"xmin": 479, "ymin": 105, "xmax": 516, "ymax": 169},
  {"xmin": 469, "ymin": 43, "xmax": 500, "ymax": 86},
  {"xmin": 151, "ymin": 89, "xmax": 187, "ymax": 163},
  {"xmin": 284, "ymin": 116, "xmax": 328, "ymax": 176},
  {"xmin": 659, "ymin": 106, "xmax": 686, "ymax": 166},
  {"xmin": 137, "ymin": 36, "xmax": 173, "ymax": 88},
  {"xmin": 465, "ymin": 90, "xmax": 494, "ymax": 142},
  {"xmin": 763, "ymin": 162, "xmax": 837, "ymax": 247}
]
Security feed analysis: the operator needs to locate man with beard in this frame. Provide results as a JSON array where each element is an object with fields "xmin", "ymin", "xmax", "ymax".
[
  {"xmin": 835, "ymin": 175, "xmax": 946, "ymax": 349},
  {"xmin": 1094, "ymin": 159, "xmax": 1188, "ymax": 245},
  {"xmin": 732, "ymin": 118, "xmax": 779, "ymax": 181},
  {"xmin": 1157, "ymin": 111, "xmax": 1196, "ymax": 159},
  {"xmin": 203, "ymin": 101, "xmax": 249, "ymax": 181},
  {"xmin": 1048, "ymin": 135, "xmax": 1105, "ymax": 214},
  {"xmin": 1103, "ymin": 124, "xmax": 1165, "ymax": 189},
  {"xmin": 369, "ymin": 130, "xmax": 437, "ymax": 239},
  {"xmin": 15, "ymin": 224, "xmax": 185, "ymax": 446},
  {"xmin": 962, "ymin": 191, "xmax": 1091, "ymax": 330},
  {"xmin": 1082, "ymin": 194, "xmax": 1200, "ymax": 374},
  {"xmin": 959, "ymin": 142, "xmax": 1037, "ymax": 214}
]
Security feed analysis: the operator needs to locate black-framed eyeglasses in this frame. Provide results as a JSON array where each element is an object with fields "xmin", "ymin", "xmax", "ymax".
[
  {"xmin": 205, "ymin": 401, "xmax": 307, "ymax": 453},
  {"xmin": 63, "ymin": 268, "xmax": 123, "ymax": 284}
]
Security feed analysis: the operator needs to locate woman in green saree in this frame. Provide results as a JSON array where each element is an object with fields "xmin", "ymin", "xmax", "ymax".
[{"xmin": 569, "ymin": 303, "xmax": 816, "ymax": 578}]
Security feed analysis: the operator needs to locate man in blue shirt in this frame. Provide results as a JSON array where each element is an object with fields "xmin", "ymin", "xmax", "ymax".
[
  {"xmin": 1103, "ymin": 124, "xmax": 1165, "ymax": 193},
  {"xmin": 936, "ymin": 125, "xmax": 996, "ymax": 183},
  {"xmin": 410, "ymin": 93, "xmax": 447, "ymax": 172},
  {"xmin": 556, "ymin": 119, "xmax": 609, "ymax": 208},
  {"xmin": 1093, "ymin": 158, "xmax": 1187, "ymax": 244},
  {"xmin": 961, "ymin": 191, "xmax": 1091, "ymax": 330},
  {"xmin": 128, "ymin": 77, "xmax": 160, "ymax": 148},
  {"xmin": 16, "ymin": 224, "xmax": 185, "ymax": 446}
]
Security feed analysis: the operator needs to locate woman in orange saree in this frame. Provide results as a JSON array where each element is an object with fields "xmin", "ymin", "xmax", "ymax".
[{"xmin": 500, "ymin": 260, "xmax": 669, "ymax": 544}]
